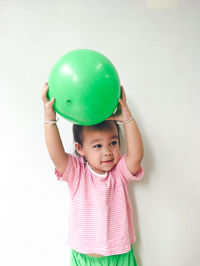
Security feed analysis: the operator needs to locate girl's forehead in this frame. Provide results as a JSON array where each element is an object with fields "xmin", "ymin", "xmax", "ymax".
[{"xmin": 82, "ymin": 125, "xmax": 118, "ymax": 141}]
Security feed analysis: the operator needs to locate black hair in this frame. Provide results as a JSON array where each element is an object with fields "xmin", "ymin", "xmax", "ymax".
[{"xmin": 72, "ymin": 120, "xmax": 121, "ymax": 157}]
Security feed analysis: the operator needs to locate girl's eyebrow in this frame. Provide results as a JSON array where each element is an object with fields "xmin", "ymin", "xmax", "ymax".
[
  {"xmin": 90, "ymin": 135, "xmax": 118, "ymax": 144},
  {"xmin": 110, "ymin": 135, "xmax": 118, "ymax": 140}
]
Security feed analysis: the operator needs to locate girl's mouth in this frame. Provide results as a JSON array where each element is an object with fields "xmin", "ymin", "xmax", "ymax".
[{"xmin": 102, "ymin": 159, "xmax": 114, "ymax": 164}]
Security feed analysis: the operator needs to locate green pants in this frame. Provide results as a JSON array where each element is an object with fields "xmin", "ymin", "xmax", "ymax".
[{"xmin": 70, "ymin": 245, "xmax": 138, "ymax": 266}]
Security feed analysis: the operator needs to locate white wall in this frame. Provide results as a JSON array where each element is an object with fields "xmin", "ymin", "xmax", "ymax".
[{"xmin": 1, "ymin": 0, "xmax": 200, "ymax": 265}]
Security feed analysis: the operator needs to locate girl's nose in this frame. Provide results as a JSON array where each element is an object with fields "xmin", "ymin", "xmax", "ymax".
[{"xmin": 104, "ymin": 148, "xmax": 112, "ymax": 156}]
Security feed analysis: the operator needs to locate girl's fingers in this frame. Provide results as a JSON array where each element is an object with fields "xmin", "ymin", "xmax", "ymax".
[
  {"xmin": 42, "ymin": 82, "xmax": 49, "ymax": 103},
  {"xmin": 48, "ymin": 97, "xmax": 55, "ymax": 107},
  {"xmin": 45, "ymin": 97, "xmax": 55, "ymax": 109},
  {"xmin": 106, "ymin": 115, "xmax": 115, "ymax": 121},
  {"xmin": 120, "ymin": 85, "xmax": 127, "ymax": 102},
  {"xmin": 118, "ymin": 97, "xmax": 126, "ymax": 108}
]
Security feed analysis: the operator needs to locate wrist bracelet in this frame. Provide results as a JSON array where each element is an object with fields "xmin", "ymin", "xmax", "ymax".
[
  {"xmin": 44, "ymin": 117, "xmax": 59, "ymax": 124},
  {"xmin": 117, "ymin": 117, "xmax": 134, "ymax": 125}
]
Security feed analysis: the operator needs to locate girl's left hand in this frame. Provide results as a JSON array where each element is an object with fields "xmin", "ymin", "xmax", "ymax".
[{"xmin": 106, "ymin": 85, "xmax": 132, "ymax": 123}]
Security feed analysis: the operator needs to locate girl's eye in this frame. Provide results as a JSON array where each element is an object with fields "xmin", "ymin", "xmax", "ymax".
[
  {"xmin": 110, "ymin": 141, "xmax": 117, "ymax": 146},
  {"xmin": 93, "ymin": 144, "xmax": 102, "ymax": 148}
]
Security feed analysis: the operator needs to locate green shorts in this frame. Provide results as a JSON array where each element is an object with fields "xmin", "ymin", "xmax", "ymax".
[{"xmin": 70, "ymin": 245, "xmax": 137, "ymax": 266}]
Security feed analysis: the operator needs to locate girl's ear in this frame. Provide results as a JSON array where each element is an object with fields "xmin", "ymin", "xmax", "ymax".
[{"xmin": 75, "ymin": 142, "xmax": 85, "ymax": 156}]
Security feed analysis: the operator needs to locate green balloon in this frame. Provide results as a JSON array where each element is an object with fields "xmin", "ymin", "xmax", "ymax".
[{"xmin": 48, "ymin": 49, "xmax": 121, "ymax": 125}]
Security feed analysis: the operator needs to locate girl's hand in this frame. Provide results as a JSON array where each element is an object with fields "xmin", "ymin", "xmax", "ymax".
[
  {"xmin": 107, "ymin": 85, "xmax": 132, "ymax": 123},
  {"xmin": 41, "ymin": 82, "xmax": 56, "ymax": 120}
]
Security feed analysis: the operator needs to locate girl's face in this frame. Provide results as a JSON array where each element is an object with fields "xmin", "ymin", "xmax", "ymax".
[{"xmin": 75, "ymin": 123, "xmax": 120, "ymax": 174}]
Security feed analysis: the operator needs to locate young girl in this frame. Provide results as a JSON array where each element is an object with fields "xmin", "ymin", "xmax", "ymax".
[{"xmin": 42, "ymin": 82, "xmax": 144, "ymax": 266}]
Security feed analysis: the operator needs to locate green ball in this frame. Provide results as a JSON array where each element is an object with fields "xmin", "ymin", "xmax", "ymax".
[{"xmin": 48, "ymin": 49, "xmax": 121, "ymax": 125}]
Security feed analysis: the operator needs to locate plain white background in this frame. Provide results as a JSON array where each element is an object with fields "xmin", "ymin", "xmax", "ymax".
[{"xmin": 1, "ymin": 0, "xmax": 200, "ymax": 265}]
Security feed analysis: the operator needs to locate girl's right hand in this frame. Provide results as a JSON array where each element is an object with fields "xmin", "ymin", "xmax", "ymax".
[{"xmin": 41, "ymin": 82, "xmax": 56, "ymax": 120}]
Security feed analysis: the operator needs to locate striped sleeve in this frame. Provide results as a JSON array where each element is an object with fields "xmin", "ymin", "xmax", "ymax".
[
  {"xmin": 115, "ymin": 154, "xmax": 144, "ymax": 184},
  {"xmin": 54, "ymin": 153, "xmax": 82, "ymax": 185}
]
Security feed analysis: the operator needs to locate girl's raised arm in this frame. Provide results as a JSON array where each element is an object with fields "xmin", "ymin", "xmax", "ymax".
[
  {"xmin": 42, "ymin": 82, "xmax": 68, "ymax": 175},
  {"xmin": 107, "ymin": 86, "xmax": 144, "ymax": 175}
]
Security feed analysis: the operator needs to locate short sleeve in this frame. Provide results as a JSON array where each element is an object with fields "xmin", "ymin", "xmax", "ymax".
[
  {"xmin": 54, "ymin": 153, "xmax": 83, "ymax": 185},
  {"xmin": 115, "ymin": 154, "xmax": 144, "ymax": 184}
]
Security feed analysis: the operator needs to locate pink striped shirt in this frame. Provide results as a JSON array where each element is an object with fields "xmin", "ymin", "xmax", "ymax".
[{"xmin": 55, "ymin": 153, "xmax": 144, "ymax": 256}]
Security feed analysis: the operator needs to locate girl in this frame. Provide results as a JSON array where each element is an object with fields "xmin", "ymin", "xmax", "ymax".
[{"xmin": 42, "ymin": 82, "xmax": 144, "ymax": 266}]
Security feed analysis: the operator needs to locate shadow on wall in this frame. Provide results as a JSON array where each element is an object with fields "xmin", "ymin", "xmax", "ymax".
[{"xmin": 120, "ymin": 115, "xmax": 152, "ymax": 266}]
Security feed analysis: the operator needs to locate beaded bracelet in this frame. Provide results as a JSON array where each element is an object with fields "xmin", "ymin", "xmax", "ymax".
[
  {"xmin": 44, "ymin": 117, "xmax": 59, "ymax": 124},
  {"xmin": 117, "ymin": 117, "xmax": 134, "ymax": 125}
]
